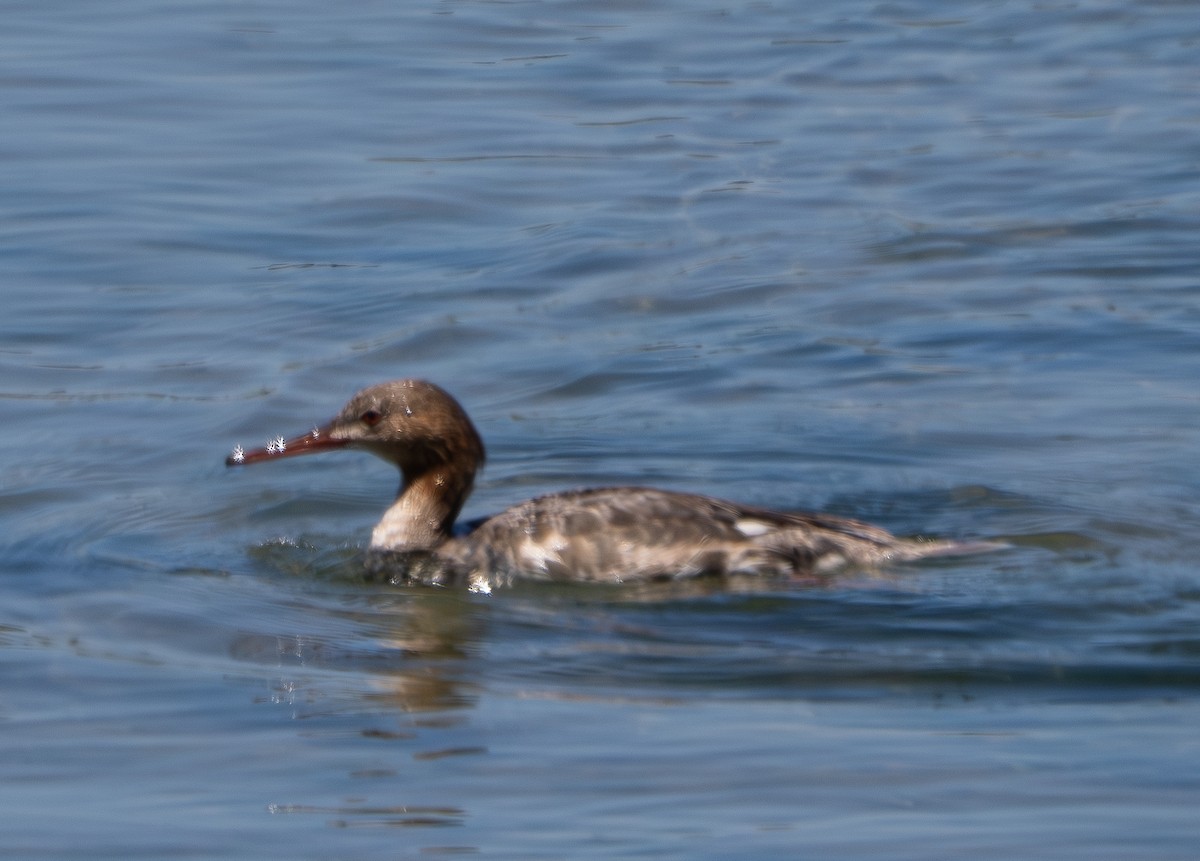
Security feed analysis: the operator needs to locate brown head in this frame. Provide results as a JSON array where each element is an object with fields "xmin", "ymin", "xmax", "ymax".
[{"xmin": 227, "ymin": 379, "xmax": 486, "ymax": 494}]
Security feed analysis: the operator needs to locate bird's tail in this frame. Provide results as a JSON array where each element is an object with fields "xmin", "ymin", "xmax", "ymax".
[{"xmin": 896, "ymin": 538, "xmax": 1009, "ymax": 561}]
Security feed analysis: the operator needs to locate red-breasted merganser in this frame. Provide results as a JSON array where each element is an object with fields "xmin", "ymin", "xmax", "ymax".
[{"xmin": 227, "ymin": 379, "xmax": 994, "ymax": 590}]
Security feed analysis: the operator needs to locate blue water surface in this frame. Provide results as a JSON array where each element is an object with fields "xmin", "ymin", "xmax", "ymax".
[{"xmin": 3, "ymin": 0, "xmax": 1199, "ymax": 858}]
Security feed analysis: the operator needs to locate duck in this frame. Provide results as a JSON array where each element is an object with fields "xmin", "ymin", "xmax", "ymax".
[{"xmin": 226, "ymin": 379, "xmax": 994, "ymax": 591}]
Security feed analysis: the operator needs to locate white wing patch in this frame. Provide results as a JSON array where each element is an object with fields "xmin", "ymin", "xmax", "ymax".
[
  {"xmin": 518, "ymin": 539, "xmax": 564, "ymax": 575},
  {"xmin": 734, "ymin": 518, "xmax": 773, "ymax": 538}
]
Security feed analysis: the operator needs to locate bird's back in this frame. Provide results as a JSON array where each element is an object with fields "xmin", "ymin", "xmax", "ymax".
[{"xmin": 440, "ymin": 486, "xmax": 965, "ymax": 587}]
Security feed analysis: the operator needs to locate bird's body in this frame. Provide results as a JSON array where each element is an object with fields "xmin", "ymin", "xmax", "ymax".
[{"xmin": 227, "ymin": 379, "xmax": 993, "ymax": 591}]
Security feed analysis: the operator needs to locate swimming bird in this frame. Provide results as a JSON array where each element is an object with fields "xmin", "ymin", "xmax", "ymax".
[{"xmin": 226, "ymin": 379, "xmax": 993, "ymax": 591}]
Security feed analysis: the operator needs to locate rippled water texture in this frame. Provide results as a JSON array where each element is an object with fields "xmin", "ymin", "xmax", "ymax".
[{"xmin": 3, "ymin": 1, "xmax": 1199, "ymax": 858}]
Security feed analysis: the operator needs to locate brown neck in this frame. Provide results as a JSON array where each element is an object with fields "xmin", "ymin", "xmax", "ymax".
[{"xmin": 369, "ymin": 464, "xmax": 474, "ymax": 551}]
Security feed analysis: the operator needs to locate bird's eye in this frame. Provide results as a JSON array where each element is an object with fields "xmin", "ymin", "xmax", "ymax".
[{"xmin": 361, "ymin": 409, "xmax": 382, "ymax": 426}]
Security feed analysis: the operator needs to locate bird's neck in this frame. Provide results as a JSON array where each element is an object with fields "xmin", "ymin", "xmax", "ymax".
[{"xmin": 369, "ymin": 465, "xmax": 473, "ymax": 551}]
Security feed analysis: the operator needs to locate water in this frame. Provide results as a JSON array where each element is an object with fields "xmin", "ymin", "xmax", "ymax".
[{"xmin": 3, "ymin": 0, "xmax": 1199, "ymax": 857}]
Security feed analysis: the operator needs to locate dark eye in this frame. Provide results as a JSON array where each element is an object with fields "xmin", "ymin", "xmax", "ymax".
[{"xmin": 360, "ymin": 409, "xmax": 382, "ymax": 427}]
